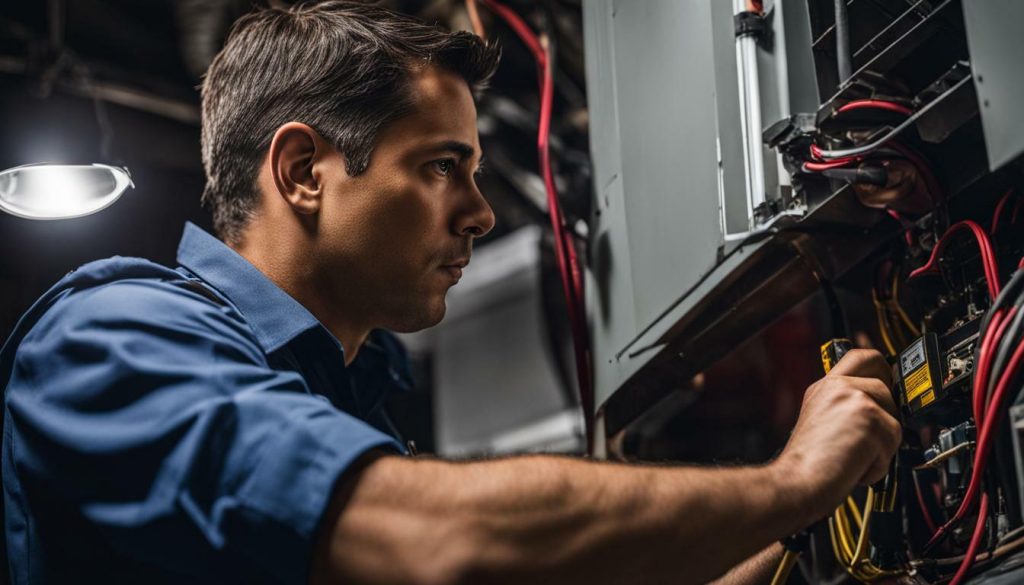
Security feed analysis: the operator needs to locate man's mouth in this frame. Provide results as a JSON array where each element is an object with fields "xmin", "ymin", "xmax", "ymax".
[
  {"xmin": 440, "ymin": 258, "xmax": 469, "ymax": 282},
  {"xmin": 441, "ymin": 265, "xmax": 463, "ymax": 280}
]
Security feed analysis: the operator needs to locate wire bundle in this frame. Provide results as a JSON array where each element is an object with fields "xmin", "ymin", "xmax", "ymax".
[
  {"xmin": 920, "ymin": 258, "xmax": 1024, "ymax": 584},
  {"xmin": 827, "ymin": 491, "xmax": 904, "ymax": 581},
  {"xmin": 803, "ymin": 100, "xmax": 947, "ymax": 223},
  {"xmin": 800, "ymin": 99, "xmax": 913, "ymax": 174},
  {"xmin": 908, "ymin": 220, "xmax": 1001, "ymax": 301},
  {"xmin": 874, "ymin": 262, "xmax": 921, "ymax": 356},
  {"xmin": 811, "ymin": 221, "xmax": 1014, "ymax": 583},
  {"xmin": 474, "ymin": 0, "xmax": 594, "ymax": 448}
]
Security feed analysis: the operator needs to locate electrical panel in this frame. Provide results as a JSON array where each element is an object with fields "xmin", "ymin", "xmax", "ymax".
[{"xmin": 585, "ymin": 0, "xmax": 1024, "ymax": 582}]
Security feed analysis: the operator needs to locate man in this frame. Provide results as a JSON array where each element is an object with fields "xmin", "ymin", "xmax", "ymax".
[{"xmin": 0, "ymin": 2, "xmax": 901, "ymax": 584}]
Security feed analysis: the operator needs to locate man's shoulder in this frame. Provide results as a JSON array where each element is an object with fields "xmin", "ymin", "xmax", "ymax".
[
  {"xmin": 0, "ymin": 254, "xmax": 263, "ymax": 395},
  {"xmin": 15, "ymin": 255, "xmax": 253, "ymax": 350},
  {"xmin": 48, "ymin": 255, "xmax": 225, "ymax": 316}
]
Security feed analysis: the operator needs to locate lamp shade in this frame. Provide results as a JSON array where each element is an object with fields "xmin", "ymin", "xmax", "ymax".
[{"xmin": 0, "ymin": 163, "xmax": 134, "ymax": 220}]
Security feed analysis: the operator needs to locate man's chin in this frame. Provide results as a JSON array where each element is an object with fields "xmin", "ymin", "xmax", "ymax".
[{"xmin": 387, "ymin": 301, "xmax": 447, "ymax": 333}]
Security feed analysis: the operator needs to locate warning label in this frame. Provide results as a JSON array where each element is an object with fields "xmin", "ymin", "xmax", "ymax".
[
  {"xmin": 904, "ymin": 364, "xmax": 933, "ymax": 403},
  {"xmin": 919, "ymin": 389, "xmax": 936, "ymax": 407}
]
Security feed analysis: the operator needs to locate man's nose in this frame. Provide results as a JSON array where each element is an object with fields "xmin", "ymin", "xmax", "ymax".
[{"xmin": 455, "ymin": 183, "xmax": 496, "ymax": 238}]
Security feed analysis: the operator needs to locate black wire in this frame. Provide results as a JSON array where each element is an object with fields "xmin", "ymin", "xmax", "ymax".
[
  {"xmin": 985, "ymin": 273, "xmax": 1024, "ymax": 402},
  {"xmin": 971, "ymin": 269, "xmax": 1024, "ymax": 401},
  {"xmin": 820, "ymin": 279, "xmax": 848, "ymax": 339},
  {"xmin": 967, "ymin": 270, "xmax": 1024, "ymax": 557},
  {"xmin": 834, "ymin": 0, "xmax": 853, "ymax": 83}
]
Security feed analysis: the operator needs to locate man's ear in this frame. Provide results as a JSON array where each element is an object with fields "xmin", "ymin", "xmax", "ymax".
[{"xmin": 268, "ymin": 122, "xmax": 326, "ymax": 215}]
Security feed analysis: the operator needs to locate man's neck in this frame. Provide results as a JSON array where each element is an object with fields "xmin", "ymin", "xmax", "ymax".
[
  {"xmin": 298, "ymin": 295, "xmax": 371, "ymax": 366},
  {"xmin": 230, "ymin": 234, "xmax": 371, "ymax": 366}
]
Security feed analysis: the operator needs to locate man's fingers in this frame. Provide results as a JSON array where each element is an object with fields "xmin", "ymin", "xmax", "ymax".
[
  {"xmin": 858, "ymin": 377, "xmax": 900, "ymax": 420},
  {"xmin": 859, "ymin": 457, "xmax": 891, "ymax": 486},
  {"xmin": 828, "ymin": 349, "xmax": 894, "ymax": 389}
]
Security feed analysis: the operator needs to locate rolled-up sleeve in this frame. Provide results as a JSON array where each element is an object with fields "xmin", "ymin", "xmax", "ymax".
[{"xmin": 6, "ymin": 280, "xmax": 399, "ymax": 583}]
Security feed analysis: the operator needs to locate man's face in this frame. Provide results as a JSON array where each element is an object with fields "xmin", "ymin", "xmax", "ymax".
[{"xmin": 314, "ymin": 66, "xmax": 495, "ymax": 332}]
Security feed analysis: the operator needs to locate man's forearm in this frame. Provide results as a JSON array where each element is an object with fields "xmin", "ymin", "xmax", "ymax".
[
  {"xmin": 709, "ymin": 544, "xmax": 785, "ymax": 585},
  {"xmin": 313, "ymin": 454, "xmax": 814, "ymax": 585}
]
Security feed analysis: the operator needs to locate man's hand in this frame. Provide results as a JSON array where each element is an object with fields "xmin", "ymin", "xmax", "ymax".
[{"xmin": 773, "ymin": 348, "xmax": 902, "ymax": 520}]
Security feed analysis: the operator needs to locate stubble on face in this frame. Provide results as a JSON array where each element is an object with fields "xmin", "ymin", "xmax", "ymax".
[{"xmin": 315, "ymin": 66, "xmax": 485, "ymax": 334}]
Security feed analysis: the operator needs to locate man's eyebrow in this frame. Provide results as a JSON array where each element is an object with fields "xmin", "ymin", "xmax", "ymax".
[{"xmin": 424, "ymin": 140, "xmax": 477, "ymax": 162}]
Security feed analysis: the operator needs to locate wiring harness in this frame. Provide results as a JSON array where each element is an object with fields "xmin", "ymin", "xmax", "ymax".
[
  {"xmin": 920, "ymin": 263, "xmax": 1024, "ymax": 584},
  {"xmin": 776, "ymin": 85, "xmax": 1024, "ymax": 582}
]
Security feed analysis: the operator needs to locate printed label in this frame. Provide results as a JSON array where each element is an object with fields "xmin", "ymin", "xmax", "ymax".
[
  {"xmin": 919, "ymin": 389, "xmax": 936, "ymax": 407},
  {"xmin": 904, "ymin": 364, "xmax": 933, "ymax": 403},
  {"xmin": 902, "ymin": 339, "xmax": 926, "ymax": 375}
]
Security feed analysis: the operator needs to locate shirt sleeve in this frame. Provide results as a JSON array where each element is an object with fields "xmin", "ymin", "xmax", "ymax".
[{"xmin": 5, "ymin": 279, "xmax": 400, "ymax": 583}]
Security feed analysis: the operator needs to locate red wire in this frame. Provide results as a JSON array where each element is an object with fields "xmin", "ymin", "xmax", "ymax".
[
  {"xmin": 992, "ymin": 189, "xmax": 1015, "ymax": 234},
  {"xmin": 802, "ymin": 159, "xmax": 859, "ymax": 172},
  {"xmin": 974, "ymin": 309, "xmax": 1011, "ymax": 422},
  {"xmin": 836, "ymin": 99, "xmax": 914, "ymax": 116},
  {"xmin": 882, "ymin": 210, "xmax": 914, "ymax": 247},
  {"xmin": 805, "ymin": 143, "xmax": 864, "ymax": 172},
  {"xmin": 907, "ymin": 220, "xmax": 1001, "ymax": 300},
  {"xmin": 913, "ymin": 470, "xmax": 940, "ymax": 535},
  {"xmin": 480, "ymin": 0, "xmax": 545, "ymax": 64},
  {"xmin": 949, "ymin": 493, "xmax": 990, "ymax": 585},
  {"xmin": 809, "ymin": 143, "xmax": 863, "ymax": 164},
  {"xmin": 916, "ymin": 230, "xmax": 1004, "ymax": 548},
  {"xmin": 968, "ymin": 336, "xmax": 1024, "ymax": 511},
  {"xmin": 481, "ymin": 0, "xmax": 594, "ymax": 450},
  {"xmin": 930, "ymin": 308, "xmax": 1020, "ymax": 549}
]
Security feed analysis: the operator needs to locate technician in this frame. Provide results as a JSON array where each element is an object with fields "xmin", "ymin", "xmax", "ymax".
[{"xmin": 0, "ymin": 2, "xmax": 901, "ymax": 584}]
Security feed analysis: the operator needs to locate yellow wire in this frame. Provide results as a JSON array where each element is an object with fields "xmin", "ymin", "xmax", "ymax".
[
  {"xmin": 873, "ymin": 295, "xmax": 898, "ymax": 356},
  {"xmin": 885, "ymin": 307, "xmax": 909, "ymax": 349},
  {"xmin": 883, "ymin": 477, "xmax": 899, "ymax": 512},
  {"xmin": 846, "ymin": 496, "xmax": 863, "ymax": 527},
  {"xmin": 830, "ymin": 488, "xmax": 907, "ymax": 583},
  {"xmin": 834, "ymin": 505, "xmax": 857, "ymax": 561},
  {"xmin": 770, "ymin": 549, "xmax": 799, "ymax": 585},
  {"xmin": 828, "ymin": 517, "xmax": 845, "ymax": 565},
  {"xmin": 852, "ymin": 489, "xmax": 875, "ymax": 564},
  {"xmin": 891, "ymin": 269, "xmax": 921, "ymax": 337}
]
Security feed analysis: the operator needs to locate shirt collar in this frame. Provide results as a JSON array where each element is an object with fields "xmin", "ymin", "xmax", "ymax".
[{"xmin": 175, "ymin": 222, "xmax": 321, "ymax": 354}]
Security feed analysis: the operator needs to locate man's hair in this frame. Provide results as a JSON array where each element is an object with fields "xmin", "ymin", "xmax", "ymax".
[{"xmin": 200, "ymin": 1, "xmax": 500, "ymax": 243}]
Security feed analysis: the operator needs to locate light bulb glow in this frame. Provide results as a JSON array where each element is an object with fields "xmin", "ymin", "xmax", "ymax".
[{"xmin": 0, "ymin": 163, "xmax": 134, "ymax": 220}]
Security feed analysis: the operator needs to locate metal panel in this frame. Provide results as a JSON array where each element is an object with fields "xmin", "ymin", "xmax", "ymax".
[
  {"xmin": 963, "ymin": 0, "xmax": 1024, "ymax": 171},
  {"xmin": 584, "ymin": 0, "xmax": 749, "ymax": 409},
  {"xmin": 610, "ymin": 1, "xmax": 724, "ymax": 333},
  {"xmin": 583, "ymin": 0, "xmax": 639, "ymax": 408},
  {"xmin": 584, "ymin": 0, "xmax": 818, "ymax": 411}
]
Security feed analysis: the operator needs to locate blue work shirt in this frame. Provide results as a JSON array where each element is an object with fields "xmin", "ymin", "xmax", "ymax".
[{"xmin": 0, "ymin": 222, "xmax": 410, "ymax": 584}]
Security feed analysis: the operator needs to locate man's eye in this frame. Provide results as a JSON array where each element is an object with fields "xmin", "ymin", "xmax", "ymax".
[{"xmin": 433, "ymin": 159, "xmax": 455, "ymax": 177}]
